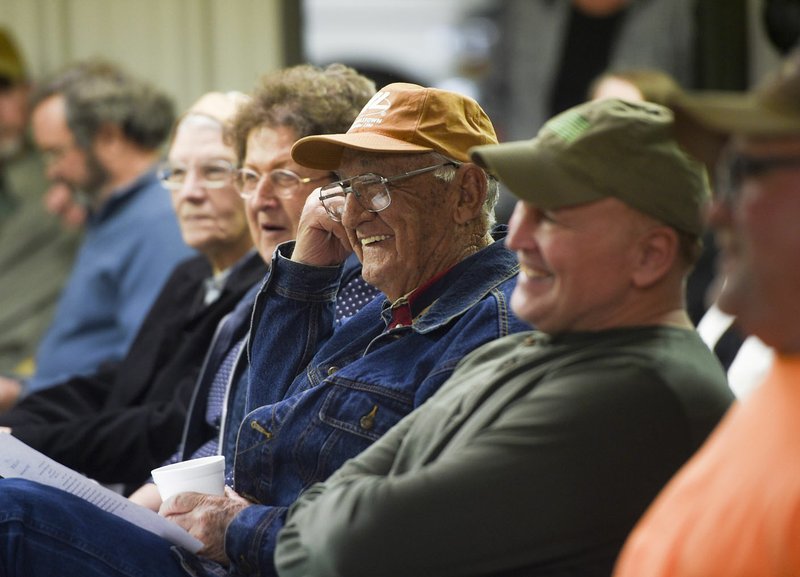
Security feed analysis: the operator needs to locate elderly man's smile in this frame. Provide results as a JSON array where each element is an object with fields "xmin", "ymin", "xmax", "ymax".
[{"xmin": 360, "ymin": 234, "xmax": 392, "ymax": 246}]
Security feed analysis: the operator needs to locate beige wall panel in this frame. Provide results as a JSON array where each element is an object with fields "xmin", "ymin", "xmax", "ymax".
[
  {"xmin": 208, "ymin": 0, "xmax": 285, "ymax": 94},
  {"xmin": 0, "ymin": 0, "xmax": 285, "ymax": 112}
]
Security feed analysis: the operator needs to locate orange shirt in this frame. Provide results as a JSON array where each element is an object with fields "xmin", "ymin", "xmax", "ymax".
[{"xmin": 614, "ymin": 354, "xmax": 800, "ymax": 577}]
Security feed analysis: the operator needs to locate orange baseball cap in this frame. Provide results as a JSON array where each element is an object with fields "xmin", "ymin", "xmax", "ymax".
[{"xmin": 291, "ymin": 82, "xmax": 497, "ymax": 169}]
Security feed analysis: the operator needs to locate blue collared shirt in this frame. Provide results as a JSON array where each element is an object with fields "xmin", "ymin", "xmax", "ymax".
[{"xmin": 26, "ymin": 169, "xmax": 195, "ymax": 393}]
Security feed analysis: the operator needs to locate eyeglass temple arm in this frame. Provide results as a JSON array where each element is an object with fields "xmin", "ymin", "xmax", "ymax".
[
  {"xmin": 382, "ymin": 161, "xmax": 459, "ymax": 185},
  {"xmin": 319, "ymin": 188, "xmax": 354, "ymax": 202}
]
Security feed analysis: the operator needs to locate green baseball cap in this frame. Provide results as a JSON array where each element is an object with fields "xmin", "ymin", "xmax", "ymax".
[
  {"xmin": 0, "ymin": 28, "xmax": 26, "ymax": 83},
  {"xmin": 470, "ymin": 98, "xmax": 711, "ymax": 236}
]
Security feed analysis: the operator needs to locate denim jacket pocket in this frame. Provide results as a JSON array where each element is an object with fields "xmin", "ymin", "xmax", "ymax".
[
  {"xmin": 285, "ymin": 379, "xmax": 415, "ymax": 488},
  {"xmin": 319, "ymin": 379, "xmax": 414, "ymax": 442}
]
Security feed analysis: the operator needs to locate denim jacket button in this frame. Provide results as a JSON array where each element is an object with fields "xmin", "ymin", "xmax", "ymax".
[
  {"xmin": 359, "ymin": 404, "xmax": 378, "ymax": 430},
  {"xmin": 327, "ymin": 365, "xmax": 339, "ymax": 376},
  {"xmin": 250, "ymin": 420, "xmax": 273, "ymax": 439}
]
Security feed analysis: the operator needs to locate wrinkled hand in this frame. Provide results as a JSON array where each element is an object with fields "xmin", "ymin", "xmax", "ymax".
[
  {"xmin": 159, "ymin": 486, "xmax": 252, "ymax": 565},
  {"xmin": 0, "ymin": 376, "xmax": 22, "ymax": 412},
  {"xmin": 291, "ymin": 190, "xmax": 352, "ymax": 267}
]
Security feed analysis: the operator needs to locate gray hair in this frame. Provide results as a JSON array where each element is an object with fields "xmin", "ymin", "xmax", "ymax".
[
  {"xmin": 231, "ymin": 63, "xmax": 376, "ymax": 163},
  {"xmin": 31, "ymin": 59, "xmax": 175, "ymax": 152},
  {"xmin": 434, "ymin": 163, "xmax": 498, "ymax": 230}
]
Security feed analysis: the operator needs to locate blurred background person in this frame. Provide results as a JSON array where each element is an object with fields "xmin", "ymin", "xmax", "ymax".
[
  {"xmin": 0, "ymin": 28, "xmax": 81, "ymax": 408},
  {"xmin": 0, "ymin": 59, "xmax": 194, "ymax": 405},
  {"xmin": 469, "ymin": 0, "xmax": 748, "ymax": 226},
  {"xmin": 613, "ymin": 47, "xmax": 800, "ymax": 577},
  {"xmin": 479, "ymin": 0, "xmax": 697, "ymax": 142},
  {"xmin": 477, "ymin": 0, "xmax": 748, "ymax": 143},
  {"xmin": 0, "ymin": 90, "xmax": 269, "ymax": 490},
  {"xmin": 686, "ymin": 0, "xmax": 800, "ymax": 400}
]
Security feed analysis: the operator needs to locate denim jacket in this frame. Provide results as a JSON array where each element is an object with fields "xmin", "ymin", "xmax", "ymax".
[
  {"xmin": 218, "ymin": 235, "xmax": 526, "ymax": 577},
  {"xmin": 174, "ymin": 254, "xmax": 373, "ymax": 470}
]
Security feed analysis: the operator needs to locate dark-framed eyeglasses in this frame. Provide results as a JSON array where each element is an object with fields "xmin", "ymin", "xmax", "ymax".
[
  {"xmin": 158, "ymin": 159, "xmax": 236, "ymax": 191},
  {"xmin": 717, "ymin": 152, "xmax": 800, "ymax": 204},
  {"xmin": 318, "ymin": 161, "xmax": 459, "ymax": 222},
  {"xmin": 235, "ymin": 167, "xmax": 332, "ymax": 199}
]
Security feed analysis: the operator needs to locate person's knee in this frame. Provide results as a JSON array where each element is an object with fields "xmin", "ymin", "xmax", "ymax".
[
  {"xmin": 0, "ymin": 478, "xmax": 52, "ymax": 496},
  {"xmin": 0, "ymin": 479, "xmax": 55, "ymax": 521}
]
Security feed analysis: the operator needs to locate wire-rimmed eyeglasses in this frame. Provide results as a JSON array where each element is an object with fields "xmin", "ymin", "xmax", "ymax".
[
  {"xmin": 716, "ymin": 151, "xmax": 800, "ymax": 204},
  {"xmin": 235, "ymin": 167, "xmax": 332, "ymax": 200},
  {"xmin": 158, "ymin": 159, "xmax": 236, "ymax": 191},
  {"xmin": 318, "ymin": 161, "xmax": 459, "ymax": 222}
]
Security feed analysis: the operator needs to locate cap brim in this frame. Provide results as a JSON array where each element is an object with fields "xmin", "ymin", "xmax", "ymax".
[
  {"xmin": 471, "ymin": 140, "xmax": 603, "ymax": 208},
  {"xmin": 292, "ymin": 132, "xmax": 433, "ymax": 170},
  {"xmin": 471, "ymin": 140, "xmax": 534, "ymax": 198},
  {"xmin": 674, "ymin": 91, "xmax": 800, "ymax": 136}
]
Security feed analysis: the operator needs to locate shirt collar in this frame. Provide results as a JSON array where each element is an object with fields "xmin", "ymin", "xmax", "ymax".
[
  {"xmin": 203, "ymin": 248, "xmax": 258, "ymax": 306},
  {"xmin": 87, "ymin": 167, "xmax": 160, "ymax": 224}
]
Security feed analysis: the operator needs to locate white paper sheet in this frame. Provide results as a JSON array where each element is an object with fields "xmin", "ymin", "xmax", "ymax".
[{"xmin": 0, "ymin": 433, "xmax": 202, "ymax": 553}]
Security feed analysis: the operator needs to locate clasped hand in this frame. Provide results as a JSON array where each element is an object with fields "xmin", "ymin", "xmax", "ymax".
[{"xmin": 159, "ymin": 486, "xmax": 251, "ymax": 565}]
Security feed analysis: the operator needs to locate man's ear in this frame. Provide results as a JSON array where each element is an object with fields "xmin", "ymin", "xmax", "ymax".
[
  {"xmin": 631, "ymin": 226, "xmax": 680, "ymax": 288},
  {"xmin": 454, "ymin": 163, "xmax": 488, "ymax": 225}
]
